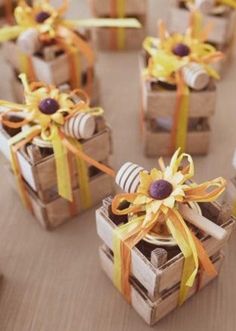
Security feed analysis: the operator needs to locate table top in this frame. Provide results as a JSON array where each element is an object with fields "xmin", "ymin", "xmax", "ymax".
[{"xmin": 0, "ymin": 1, "xmax": 236, "ymax": 330}]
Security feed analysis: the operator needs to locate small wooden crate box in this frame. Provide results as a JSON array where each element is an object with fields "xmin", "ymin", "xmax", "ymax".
[
  {"xmin": 0, "ymin": 115, "xmax": 114, "ymax": 230},
  {"xmin": 96, "ymin": 197, "xmax": 235, "ymax": 325},
  {"xmin": 140, "ymin": 53, "xmax": 216, "ymax": 156},
  {"xmin": 169, "ymin": 1, "xmax": 236, "ymax": 46},
  {"xmin": 2, "ymin": 36, "xmax": 97, "ymax": 102},
  {"xmin": 89, "ymin": 0, "xmax": 147, "ymax": 50},
  {"xmin": 169, "ymin": 1, "xmax": 236, "ymax": 72}
]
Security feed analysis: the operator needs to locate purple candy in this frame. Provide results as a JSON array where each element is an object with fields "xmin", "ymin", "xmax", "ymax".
[
  {"xmin": 35, "ymin": 11, "xmax": 51, "ymax": 23},
  {"xmin": 172, "ymin": 43, "xmax": 190, "ymax": 57},
  {"xmin": 39, "ymin": 98, "xmax": 59, "ymax": 115},
  {"xmin": 149, "ymin": 180, "xmax": 173, "ymax": 200}
]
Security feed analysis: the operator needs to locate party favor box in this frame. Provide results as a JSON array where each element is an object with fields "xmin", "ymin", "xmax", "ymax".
[
  {"xmin": 0, "ymin": 75, "xmax": 114, "ymax": 230},
  {"xmin": 2, "ymin": 30, "xmax": 97, "ymax": 102},
  {"xmin": 140, "ymin": 21, "xmax": 222, "ymax": 157},
  {"xmin": 89, "ymin": 0, "xmax": 147, "ymax": 50},
  {"xmin": 169, "ymin": 1, "xmax": 236, "ymax": 72},
  {"xmin": 0, "ymin": 1, "xmax": 99, "ymax": 104},
  {"xmin": 96, "ymin": 152, "xmax": 235, "ymax": 325}
]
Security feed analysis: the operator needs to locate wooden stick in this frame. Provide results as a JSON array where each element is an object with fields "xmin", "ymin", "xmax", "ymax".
[
  {"xmin": 151, "ymin": 248, "xmax": 168, "ymax": 268},
  {"xmin": 179, "ymin": 204, "xmax": 227, "ymax": 241}
]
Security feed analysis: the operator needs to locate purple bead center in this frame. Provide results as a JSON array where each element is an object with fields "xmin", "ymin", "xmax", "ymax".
[
  {"xmin": 172, "ymin": 43, "xmax": 190, "ymax": 57},
  {"xmin": 39, "ymin": 98, "xmax": 59, "ymax": 115},
  {"xmin": 35, "ymin": 11, "xmax": 51, "ymax": 23},
  {"xmin": 149, "ymin": 180, "xmax": 173, "ymax": 200}
]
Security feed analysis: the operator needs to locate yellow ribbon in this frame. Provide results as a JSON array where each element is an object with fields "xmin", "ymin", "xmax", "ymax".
[
  {"xmin": 166, "ymin": 209, "xmax": 199, "ymax": 304},
  {"xmin": 50, "ymin": 125, "xmax": 73, "ymax": 202},
  {"xmin": 218, "ymin": 0, "xmax": 236, "ymax": 7},
  {"xmin": 68, "ymin": 138, "xmax": 92, "ymax": 210},
  {"xmin": 172, "ymin": 80, "xmax": 190, "ymax": 153},
  {"xmin": 116, "ymin": 0, "xmax": 126, "ymax": 50}
]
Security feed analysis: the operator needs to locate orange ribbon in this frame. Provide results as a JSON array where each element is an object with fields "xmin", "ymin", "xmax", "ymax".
[{"xmin": 56, "ymin": 25, "xmax": 95, "ymax": 95}]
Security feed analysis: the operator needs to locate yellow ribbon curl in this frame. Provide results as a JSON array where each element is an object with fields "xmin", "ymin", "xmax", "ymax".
[{"xmin": 111, "ymin": 149, "xmax": 226, "ymax": 304}]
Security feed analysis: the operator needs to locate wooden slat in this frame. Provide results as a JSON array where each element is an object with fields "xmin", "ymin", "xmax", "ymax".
[
  {"xmin": 96, "ymin": 199, "xmax": 235, "ymax": 300},
  {"xmin": 0, "ymin": 124, "xmax": 112, "ymax": 203},
  {"xmin": 99, "ymin": 244, "xmax": 224, "ymax": 325},
  {"xmin": 143, "ymin": 119, "xmax": 210, "ymax": 157}
]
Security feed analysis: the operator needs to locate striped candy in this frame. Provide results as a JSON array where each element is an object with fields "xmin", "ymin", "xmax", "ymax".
[
  {"xmin": 116, "ymin": 162, "xmax": 144, "ymax": 193},
  {"xmin": 182, "ymin": 63, "xmax": 210, "ymax": 90},
  {"xmin": 63, "ymin": 112, "xmax": 96, "ymax": 140},
  {"xmin": 195, "ymin": 0, "xmax": 214, "ymax": 14},
  {"xmin": 17, "ymin": 28, "xmax": 41, "ymax": 55}
]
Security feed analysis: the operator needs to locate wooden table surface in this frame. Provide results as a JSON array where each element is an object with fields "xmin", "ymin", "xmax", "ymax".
[{"xmin": 0, "ymin": 1, "xmax": 236, "ymax": 330}]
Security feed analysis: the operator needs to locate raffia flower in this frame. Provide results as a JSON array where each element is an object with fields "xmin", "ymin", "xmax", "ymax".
[
  {"xmin": 143, "ymin": 21, "xmax": 223, "ymax": 84},
  {"xmin": 0, "ymin": 73, "xmax": 91, "ymax": 141},
  {"xmin": 19, "ymin": 74, "xmax": 77, "ymax": 130},
  {"xmin": 112, "ymin": 149, "xmax": 225, "ymax": 228},
  {"xmin": 15, "ymin": 0, "xmax": 68, "ymax": 38}
]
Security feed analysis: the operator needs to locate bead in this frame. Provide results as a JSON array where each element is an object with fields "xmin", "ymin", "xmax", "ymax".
[
  {"xmin": 35, "ymin": 11, "xmax": 51, "ymax": 23},
  {"xmin": 172, "ymin": 43, "xmax": 190, "ymax": 57},
  {"xmin": 39, "ymin": 98, "xmax": 59, "ymax": 115},
  {"xmin": 149, "ymin": 180, "xmax": 173, "ymax": 200}
]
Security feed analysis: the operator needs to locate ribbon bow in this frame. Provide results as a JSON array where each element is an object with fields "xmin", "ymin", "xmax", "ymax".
[
  {"xmin": 0, "ymin": 0, "xmax": 141, "ymax": 92},
  {"xmin": 112, "ymin": 149, "xmax": 226, "ymax": 304},
  {"xmin": 142, "ymin": 16, "xmax": 223, "ymax": 153},
  {"xmin": 0, "ymin": 73, "xmax": 115, "ymax": 210}
]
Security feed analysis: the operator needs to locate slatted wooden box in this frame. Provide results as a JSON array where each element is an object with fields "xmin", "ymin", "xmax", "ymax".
[
  {"xmin": 96, "ymin": 197, "xmax": 235, "ymax": 302},
  {"xmin": 169, "ymin": 0, "xmax": 236, "ymax": 46},
  {"xmin": 143, "ymin": 118, "xmax": 210, "ymax": 157},
  {"xmin": 92, "ymin": 15, "xmax": 146, "ymax": 50},
  {"xmin": 140, "ymin": 53, "xmax": 217, "ymax": 119},
  {"xmin": 2, "ymin": 37, "xmax": 93, "ymax": 87},
  {"xmin": 100, "ymin": 244, "xmax": 224, "ymax": 325},
  {"xmin": 0, "ymin": 115, "xmax": 113, "ymax": 205},
  {"xmin": 89, "ymin": 0, "xmax": 147, "ymax": 17},
  {"xmin": 169, "ymin": 1, "xmax": 236, "ymax": 74}
]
